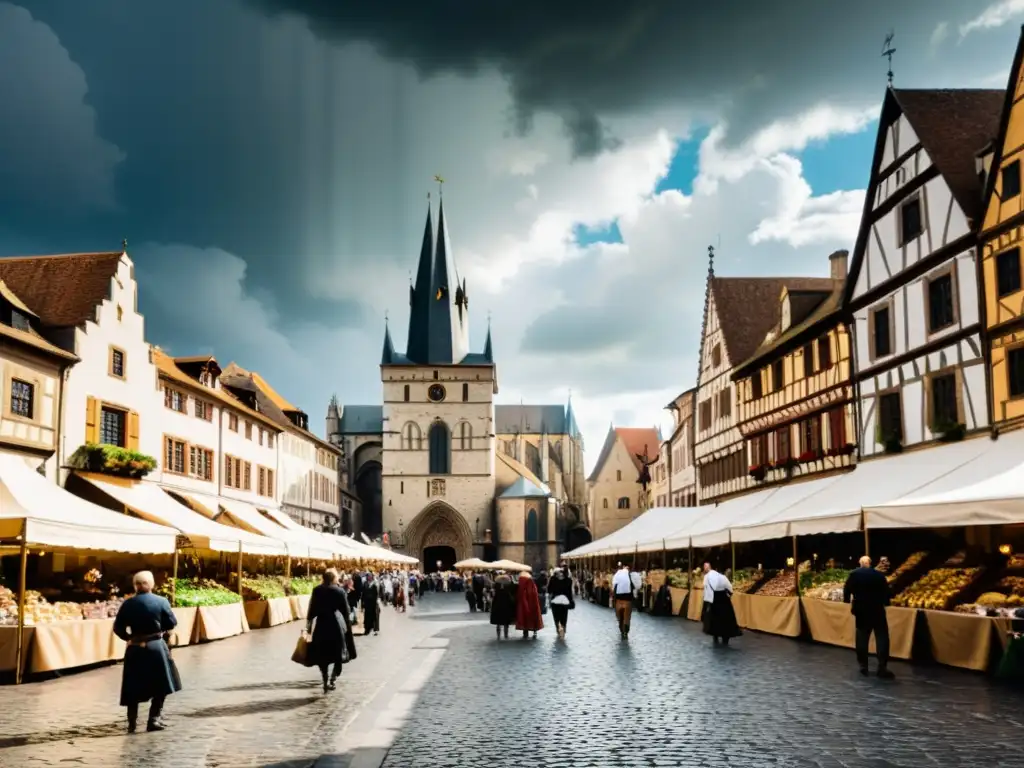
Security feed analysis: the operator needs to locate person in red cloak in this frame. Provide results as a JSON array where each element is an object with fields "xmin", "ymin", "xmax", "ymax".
[{"xmin": 515, "ymin": 572, "xmax": 544, "ymax": 639}]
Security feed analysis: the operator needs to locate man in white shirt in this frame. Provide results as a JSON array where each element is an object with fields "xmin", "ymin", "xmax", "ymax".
[{"xmin": 611, "ymin": 564, "xmax": 634, "ymax": 639}]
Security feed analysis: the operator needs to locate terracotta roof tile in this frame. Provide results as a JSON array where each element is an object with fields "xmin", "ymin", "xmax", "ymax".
[
  {"xmin": 0, "ymin": 252, "xmax": 123, "ymax": 328},
  {"xmin": 152, "ymin": 347, "xmax": 282, "ymax": 432},
  {"xmin": 614, "ymin": 427, "xmax": 661, "ymax": 473},
  {"xmin": 892, "ymin": 88, "xmax": 1004, "ymax": 221},
  {"xmin": 711, "ymin": 277, "xmax": 835, "ymax": 365}
]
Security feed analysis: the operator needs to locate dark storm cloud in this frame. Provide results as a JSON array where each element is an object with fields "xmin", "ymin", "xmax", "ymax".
[{"xmin": 249, "ymin": 0, "xmax": 1000, "ymax": 157}]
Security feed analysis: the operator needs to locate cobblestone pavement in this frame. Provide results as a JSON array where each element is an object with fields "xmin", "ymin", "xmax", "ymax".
[
  {"xmin": 0, "ymin": 600, "xmax": 457, "ymax": 768},
  {"xmin": 383, "ymin": 594, "xmax": 1024, "ymax": 768}
]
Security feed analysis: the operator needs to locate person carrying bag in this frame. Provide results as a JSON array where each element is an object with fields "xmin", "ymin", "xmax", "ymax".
[{"xmin": 548, "ymin": 567, "xmax": 575, "ymax": 640}]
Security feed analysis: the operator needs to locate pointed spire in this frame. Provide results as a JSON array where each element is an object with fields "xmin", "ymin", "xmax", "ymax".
[
  {"xmin": 566, "ymin": 388, "xmax": 581, "ymax": 438},
  {"xmin": 483, "ymin": 313, "xmax": 493, "ymax": 362},
  {"xmin": 406, "ymin": 202, "xmax": 434, "ymax": 362},
  {"xmin": 381, "ymin": 316, "xmax": 396, "ymax": 365}
]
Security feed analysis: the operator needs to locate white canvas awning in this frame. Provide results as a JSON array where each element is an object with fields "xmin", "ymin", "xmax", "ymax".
[
  {"xmin": 863, "ymin": 431, "xmax": 1024, "ymax": 529},
  {"xmin": 327, "ymin": 534, "xmax": 419, "ymax": 565},
  {"xmin": 76, "ymin": 475, "xmax": 288, "ymax": 556},
  {"xmin": 737, "ymin": 435, "xmax": 996, "ymax": 539},
  {"xmin": 257, "ymin": 506, "xmax": 368, "ymax": 562},
  {"xmin": 581, "ymin": 507, "xmax": 705, "ymax": 557},
  {"xmin": 179, "ymin": 492, "xmax": 337, "ymax": 560},
  {"xmin": 0, "ymin": 455, "xmax": 176, "ymax": 553}
]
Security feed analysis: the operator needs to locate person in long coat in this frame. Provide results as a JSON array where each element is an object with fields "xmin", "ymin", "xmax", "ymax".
[
  {"xmin": 361, "ymin": 571, "xmax": 382, "ymax": 636},
  {"xmin": 112, "ymin": 570, "xmax": 182, "ymax": 733},
  {"xmin": 701, "ymin": 562, "xmax": 742, "ymax": 646},
  {"xmin": 306, "ymin": 568, "xmax": 356, "ymax": 693},
  {"xmin": 651, "ymin": 582, "xmax": 673, "ymax": 617},
  {"xmin": 515, "ymin": 571, "xmax": 544, "ymax": 638},
  {"xmin": 547, "ymin": 567, "xmax": 575, "ymax": 639},
  {"xmin": 489, "ymin": 571, "xmax": 516, "ymax": 639}
]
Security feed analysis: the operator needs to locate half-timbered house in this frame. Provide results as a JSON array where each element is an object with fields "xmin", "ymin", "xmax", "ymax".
[
  {"xmin": 979, "ymin": 28, "xmax": 1024, "ymax": 433},
  {"xmin": 731, "ymin": 251, "xmax": 856, "ymax": 487},
  {"xmin": 846, "ymin": 88, "xmax": 1003, "ymax": 457},
  {"xmin": 694, "ymin": 253, "xmax": 836, "ymax": 503}
]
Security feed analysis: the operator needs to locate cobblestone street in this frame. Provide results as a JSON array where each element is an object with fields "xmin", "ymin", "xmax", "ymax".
[
  {"xmin": 384, "ymin": 594, "xmax": 1024, "ymax": 768},
  {"xmin": 4, "ymin": 593, "xmax": 1024, "ymax": 768}
]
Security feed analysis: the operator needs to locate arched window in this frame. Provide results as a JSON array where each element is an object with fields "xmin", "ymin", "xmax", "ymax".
[
  {"xmin": 617, "ymin": 497, "xmax": 630, "ymax": 510},
  {"xmin": 459, "ymin": 421, "xmax": 472, "ymax": 450},
  {"xmin": 602, "ymin": 498, "xmax": 609, "ymax": 509},
  {"xmin": 402, "ymin": 422, "xmax": 421, "ymax": 450},
  {"xmin": 428, "ymin": 421, "xmax": 451, "ymax": 474},
  {"xmin": 525, "ymin": 509, "xmax": 539, "ymax": 541}
]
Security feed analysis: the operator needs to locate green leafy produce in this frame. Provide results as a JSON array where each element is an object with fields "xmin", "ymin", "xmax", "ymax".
[
  {"xmin": 157, "ymin": 578, "xmax": 241, "ymax": 607},
  {"xmin": 68, "ymin": 443, "xmax": 157, "ymax": 478},
  {"xmin": 241, "ymin": 576, "xmax": 286, "ymax": 600},
  {"xmin": 286, "ymin": 577, "xmax": 318, "ymax": 595},
  {"xmin": 800, "ymin": 568, "xmax": 851, "ymax": 591}
]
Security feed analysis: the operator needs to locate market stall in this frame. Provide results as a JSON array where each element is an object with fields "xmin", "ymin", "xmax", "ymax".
[{"xmin": 0, "ymin": 455, "xmax": 178, "ymax": 683}]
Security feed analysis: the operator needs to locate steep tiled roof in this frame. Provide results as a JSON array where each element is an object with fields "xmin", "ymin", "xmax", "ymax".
[
  {"xmin": 892, "ymin": 88, "xmax": 1003, "ymax": 222},
  {"xmin": 711, "ymin": 277, "xmax": 835, "ymax": 366},
  {"xmin": 339, "ymin": 405, "xmax": 384, "ymax": 434},
  {"xmin": 494, "ymin": 405, "xmax": 567, "ymax": 435},
  {"xmin": 0, "ymin": 252, "xmax": 123, "ymax": 327},
  {"xmin": 152, "ymin": 348, "xmax": 282, "ymax": 431},
  {"xmin": 587, "ymin": 425, "xmax": 661, "ymax": 483},
  {"xmin": 499, "ymin": 475, "xmax": 551, "ymax": 499}
]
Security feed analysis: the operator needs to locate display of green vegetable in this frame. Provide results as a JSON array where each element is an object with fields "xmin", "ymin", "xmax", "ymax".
[
  {"xmin": 157, "ymin": 578, "xmax": 242, "ymax": 607},
  {"xmin": 286, "ymin": 577, "xmax": 318, "ymax": 595},
  {"xmin": 800, "ymin": 568, "xmax": 851, "ymax": 591}
]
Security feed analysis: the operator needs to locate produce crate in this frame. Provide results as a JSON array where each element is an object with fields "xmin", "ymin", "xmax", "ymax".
[{"xmin": 891, "ymin": 567, "xmax": 986, "ymax": 611}]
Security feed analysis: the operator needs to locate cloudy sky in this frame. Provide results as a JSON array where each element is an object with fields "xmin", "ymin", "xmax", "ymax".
[{"xmin": 1, "ymin": 0, "xmax": 1021, "ymax": 470}]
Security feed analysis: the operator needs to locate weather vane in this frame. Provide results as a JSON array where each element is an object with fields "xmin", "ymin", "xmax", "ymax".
[
  {"xmin": 433, "ymin": 174, "xmax": 445, "ymax": 197},
  {"xmin": 882, "ymin": 31, "xmax": 896, "ymax": 87}
]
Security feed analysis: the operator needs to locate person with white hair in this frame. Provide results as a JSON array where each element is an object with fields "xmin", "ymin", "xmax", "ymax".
[
  {"xmin": 843, "ymin": 555, "xmax": 894, "ymax": 679},
  {"xmin": 112, "ymin": 570, "xmax": 181, "ymax": 733}
]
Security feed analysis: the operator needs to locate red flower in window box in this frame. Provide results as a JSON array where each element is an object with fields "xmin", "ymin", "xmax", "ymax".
[
  {"xmin": 797, "ymin": 450, "xmax": 822, "ymax": 463},
  {"xmin": 748, "ymin": 463, "xmax": 769, "ymax": 481},
  {"xmin": 773, "ymin": 457, "xmax": 798, "ymax": 470}
]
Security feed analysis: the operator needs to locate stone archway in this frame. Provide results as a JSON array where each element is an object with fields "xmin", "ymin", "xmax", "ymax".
[{"xmin": 403, "ymin": 501, "xmax": 474, "ymax": 565}]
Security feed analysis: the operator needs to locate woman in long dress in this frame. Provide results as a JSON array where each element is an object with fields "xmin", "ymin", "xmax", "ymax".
[
  {"xmin": 547, "ymin": 567, "xmax": 575, "ymax": 639},
  {"xmin": 307, "ymin": 568, "xmax": 356, "ymax": 693},
  {"xmin": 701, "ymin": 562, "xmax": 742, "ymax": 646},
  {"xmin": 489, "ymin": 571, "xmax": 516, "ymax": 639},
  {"xmin": 515, "ymin": 571, "xmax": 544, "ymax": 639}
]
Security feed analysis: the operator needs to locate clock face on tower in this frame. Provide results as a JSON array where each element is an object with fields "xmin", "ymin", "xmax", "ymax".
[{"xmin": 428, "ymin": 384, "xmax": 446, "ymax": 402}]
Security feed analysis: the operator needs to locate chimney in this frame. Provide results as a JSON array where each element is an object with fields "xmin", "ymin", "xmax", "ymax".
[{"xmin": 829, "ymin": 249, "xmax": 849, "ymax": 282}]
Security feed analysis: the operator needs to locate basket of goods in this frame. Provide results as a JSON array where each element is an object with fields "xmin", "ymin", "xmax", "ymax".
[
  {"xmin": 891, "ymin": 567, "xmax": 982, "ymax": 610},
  {"xmin": 731, "ymin": 569, "xmax": 763, "ymax": 594},
  {"xmin": 756, "ymin": 570, "xmax": 798, "ymax": 597},
  {"xmin": 0, "ymin": 585, "xmax": 16, "ymax": 625},
  {"xmin": 80, "ymin": 597, "xmax": 125, "ymax": 620},
  {"xmin": 801, "ymin": 569, "xmax": 852, "ymax": 601}
]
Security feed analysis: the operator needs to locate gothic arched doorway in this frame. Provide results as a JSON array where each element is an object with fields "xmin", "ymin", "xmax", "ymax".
[
  {"xmin": 404, "ymin": 501, "xmax": 474, "ymax": 565},
  {"xmin": 565, "ymin": 524, "xmax": 592, "ymax": 553},
  {"xmin": 353, "ymin": 442, "xmax": 382, "ymax": 537},
  {"xmin": 424, "ymin": 546, "xmax": 457, "ymax": 573}
]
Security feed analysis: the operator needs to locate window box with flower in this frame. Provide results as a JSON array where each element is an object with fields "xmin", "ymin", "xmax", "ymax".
[
  {"xmin": 68, "ymin": 443, "xmax": 157, "ymax": 479},
  {"xmin": 797, "ymin": 449, "xmax": 822, "ymax": 463},
  {"xmin": 748, "ymin": 463, "xmax": 770, "ymax": 481}
]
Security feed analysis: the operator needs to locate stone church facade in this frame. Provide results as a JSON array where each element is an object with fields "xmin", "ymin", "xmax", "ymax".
[{"xmin": 326, "ymin": 198, "xmax": 589, "ymax": 571}]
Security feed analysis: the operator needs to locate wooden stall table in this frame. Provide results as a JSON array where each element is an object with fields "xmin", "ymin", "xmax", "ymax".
[
  {"xmin": 686, "ymin": 588, "xmax": 703, "ymax": 621},
  {"xmin": 800, "ymin": 599, "xmax": 916, "ymax": 659},
  {"xmin": 289, "ymin": 594, "xmax": 311, "ymax": 621},
  {"xmin": 733, "ymin": 593, "xmax": 801, "ymax": 637},
  {"xmin": 169, "ymin": 607, "xmax": 197, "ymax": 648},
  {"xmin": 922, "ymin": 610, "xmax": 1012, "ymax": 672},
  {"xmin": 244, "ymin": 597, "xmax": 293, "ymax": 629},
  {"xmin": 668, "ymin": 587, "xmax": 687, "ymax": 617},
  {"xmin": 0, "ymin": 625, "xmax": 35, "ymax": 674},
  {"xmin": 195, "ymin": 602, "xmax": 249, "ymax": 642},
  {"xmin": 30, "ymin": 618, "xmax": 120, "ymax": 674}
]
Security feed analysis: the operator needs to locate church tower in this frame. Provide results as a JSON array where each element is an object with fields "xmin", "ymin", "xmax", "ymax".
[{"xmin": 379, "ymin": 195, "xmax": 497, "ymax": 568}]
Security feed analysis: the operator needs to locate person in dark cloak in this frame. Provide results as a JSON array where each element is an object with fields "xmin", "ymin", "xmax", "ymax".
[
  {"xmin": 701, "ymin": 562, "xmax": 742, "ymax": 646},
  {"xmin": 306, "ymin": 568, "xmax": 356, "ymax": 693},
  {"xmin": 113, "ymin": 570, "xmax": 182, "ymax": 733},
  {"xmin": 472, "ymin": 572, "xmax": 486, "ymax": 611},
  {"xmin": 651, "ymin": 582, "xmax": 673, "ymax": 617},
  {"xmin": 361, "ymin": 571, "xmax": 382, "ymax": 636},
  {"xmin": 534, "ymin": 569, "xmax": 549, "ymax": 616},
  {"xmin": 547, "ymin": 567, "xmax": 575, "ymax": 639},
  {"xmin": 489, "ymin": 571, "xmax": 516, "ymax": 639},
  {"xmin": 465, "ymin": 578, "xmax": 477, "ymax": 612}
]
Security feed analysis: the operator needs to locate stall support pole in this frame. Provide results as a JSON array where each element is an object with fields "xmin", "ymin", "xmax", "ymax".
[
  {"xmin": 731, "ymin": 539, "xmax": 736, "ymax": 578},
  {"xmin": 14, "ymin": 529, "xmax": 28, "ymax": 685},
  {"xmin": 792, "ymin": 535, "xmax": 800, "ymax": 596},
  {"xmin": 285, "ymin": 555, "xmax": 292, "ymax": 580},
  {"xmin": 688, "ymin": 543, "xmax": 693, "ymax": 593},
  {"xmin": 171, "ymin": 548, "xmax": 179, "ymax": 607},
  {"xmin": 863, "ymin": 517, "xmax": 870, "ymax": 559},
  {"xmin": 236, "ymin": 543, "xmax": 243, "ymax": 596}
]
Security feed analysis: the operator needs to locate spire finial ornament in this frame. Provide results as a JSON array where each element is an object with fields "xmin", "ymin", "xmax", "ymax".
[
  {"xmin": 384, "ymin": 309, "xmax": 389, "ymax": 326},
  {"xmin": 122, "ymin": 238, "xmax": 128, "ymax": 251},
  {"xmin": 882, "ymin": 31, "xmax": 896, "ymax": 87},
  {"xmin": 707, "ymin": 244, "xmax": 715, "ymax": 277},
  {"xmin": 433, "ymin": 174, "xmax": 445, "ymax": 198}
]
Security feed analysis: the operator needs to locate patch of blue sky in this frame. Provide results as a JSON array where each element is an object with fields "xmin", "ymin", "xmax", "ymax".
[
  {"xmin": 573, "ymin": 220, "xmax": 623, "ymax": 246},
  {"xmin": 798, "ymin": 123, "xmax": 877, "ymax": 194}
]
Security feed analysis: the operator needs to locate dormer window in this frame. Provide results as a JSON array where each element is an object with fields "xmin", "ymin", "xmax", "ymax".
[
  {"xmin": 10, "ymin": 310, "xmax": 30, "ymax": 332},
  {"xmin": 199, "ymin": 371, "xmax": 214, "ymax": 387},
  {"xmin": 780, "ymin": 295, "xmax": 791, "ymax": 331}
]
